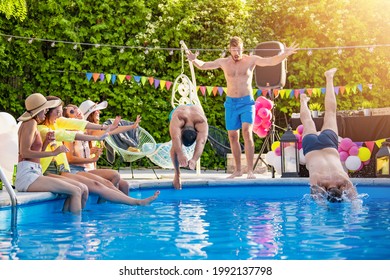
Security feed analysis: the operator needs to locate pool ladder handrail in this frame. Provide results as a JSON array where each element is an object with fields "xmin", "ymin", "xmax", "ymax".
[{"xmin": 0, "ymin": 165, "xmax": 18, "ymax": 206}]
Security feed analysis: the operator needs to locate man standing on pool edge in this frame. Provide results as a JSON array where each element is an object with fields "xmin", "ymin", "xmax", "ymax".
[{"xmin": 186, "ymin": 37, "xmax": 298, "ymax": 179}]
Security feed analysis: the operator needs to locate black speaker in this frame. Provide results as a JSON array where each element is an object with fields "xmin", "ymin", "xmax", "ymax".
[{"xmin": 254, "ymin": 41, "xmax": 286, "ymax": 89}]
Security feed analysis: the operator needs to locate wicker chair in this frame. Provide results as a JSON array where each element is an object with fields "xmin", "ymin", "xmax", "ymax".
[{"xmin": 104, "ymin": 119, "xmax": 158, "ymax": 178}]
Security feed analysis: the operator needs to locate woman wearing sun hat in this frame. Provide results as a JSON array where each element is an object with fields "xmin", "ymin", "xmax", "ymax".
[{"xmin": 16, "ymin": 93, "xmax": 88, "ymax": 214}]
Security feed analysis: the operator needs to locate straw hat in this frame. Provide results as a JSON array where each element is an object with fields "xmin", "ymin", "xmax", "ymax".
[
  {"xmin": 79, "ymin": 100, "xmax": 108, "ymax": 119},
  {"xmin": 18, "ymin": 93, "xmax": 63, "ymax": 122}
]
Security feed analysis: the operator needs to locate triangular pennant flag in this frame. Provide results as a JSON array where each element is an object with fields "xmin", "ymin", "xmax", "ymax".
[
  {"xmin": 368, "ymin": 83, "xmax": 373, "ymax": 90},
  {"xmin": 218, "ymin": 87, "xmax": 224, "ymax": 96},
  {"xmin": 223, "ymin": 87, "xmax": 227, "ymax": 94},
  {"xmin": 125, "ymin": 75, "xmax": 132, "ymax": 81},
  {"xmin": 365, "ymin": 141, "xmax": 375, "ymax": 153},
  {"xmin": 100, "ymin": 73, "xmax": 105, "ymax": 82},
  {"xmin": 339, "ymin": 86, "xmax": 345, "ymax": 95},
  {"xmin": 200, "ymin": 86, "xmax": 206, "ymax": 96},
  {"xmin": 86, "ymin": 72, "xmax": 93, "ymax": 81},
  {"xmin": 345, "ymin": 86, "xmax": 351, "ymax": 95},
  {"xmin": 307, "ymin": 88, "xmax": 313, "ymax": 96},
  {"xmin": 160, "ymin": 80, "xmax": 166, "ymax": 90},
  {"xmin": 285, "ymin": 89, "xmax": 292, "ymax": 99},
  {"xmin": 351, "ymin": 85, "xmax": 357, "ymax": 94},
  {"xmin": 273, "ymin": 89, "xmax": 279, "ymax": 98},
  {"xmin": 118, "ymin": 75, "xmax": 126, "ymax": 84},
  {"xmin": 279, "ymin": 89, "xmax": 285, "ymax": 99},
  {"xmin": 314, "ymin": 88, "xmax": 321, "ymax": 97},
  {"xmin": 355, "ymin": 141, "xmax": 363, "ymax": 147},
  {"xmin": 252, "ymin": 89, "xmax": 257, "ymax": 96},
  {"xmin": 165, "ymin": 81, "xmax": 172, "ymax": 90},
  {"xmin": 334, "ymin": 86, "xmax": 340, "ymax": 95},
  {"xmin": 294, "ymin": 89, "xmax": 300, "ymax": 99},
  {"xmin": 148, "ymin": 77, "xmax": 154, "ymax": 86},
  {"xmin": 262, "ymin": 89, "xmax": 268, "ymax": 96},
  {"xmin": 106, "ymin": 74, "xmax": 112, "ymax": 84},
  {"xmin": 134, "ymin": 76, "xmax": 141, "ymax": 83},
  {"xmin": 299, "ymin": 89, "xmax": 305, "ymax": 95},
  {"xmin": 92, "ymin": 73, "xmax": 100, "ymax": 82},
  {"xmin": 212, "ymin": 87, "xmax": 218, "ymax": 96},
  {"xmin": 206, "ymin": 86, "xmax": 213, "ymax": 96},
  {"xmin": 321, "ymin": 87, "xmax": 326, "ymax": 94},
  {"xmin": 357, "ymin": 84, "xmax": 363, "ymax": 92},
  {"xmin": 111, "ymin": 74, "xmax": 116, "ymax": 84},
  {"xmin": 154, "ymin": 79, "xmax": 160, "ymax": 89},
  {"xmin": 141, "ymin": 76, "xmax": 147, "ymax": 85},
  {"xmin": 196, "ymin": 86, "xmax": 200, "ymax": 92},
  {"xmin": 375, "ymin": 139, "xmax": 386, "ymax": 148}
]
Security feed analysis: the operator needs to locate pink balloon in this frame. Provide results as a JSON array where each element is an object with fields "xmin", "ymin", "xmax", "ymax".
[
  {"xmin": 254, "ymin": 114, "xmax": 263, "ymax": 126},
  {"xmin": 261, "ymin": 120, "xmax": 271, "ymax": 129},
  {"xmin": 339, "ymin": 138, "xmax": 354, "ymax": 151},
  {"xmin": 258, "ymin": 108, "xmax": 271, "ymax": 119},
  {"xmin": 339, "ymin": 151, "xmax": 349, "ymax": 162},
  {"xmin": 297, "ymin": 124, "xmax": 304, "ymax": 135},
  {"xmin": 274, "ymin": 146, "xmax": 281, "ymax": 156},
  {"xmin": 255, "ymin": 102, "xmax": 262, "ymax": 111},
  {"xmin": 348, "ymin": 145, "xmax": 359, "ymax": 156},
  {"xmin": 255, "ymin": 96, "xmax": 273, "ymax": 110},
  {"xmin": 255, "ymin": 127, "xmax": 268, "ymax": 138}
]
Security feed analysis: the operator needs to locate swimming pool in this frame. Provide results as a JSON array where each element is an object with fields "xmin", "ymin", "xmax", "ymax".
[{"xmin": 0, "ymin": 184, "xmax": 389, "ymax": 260}]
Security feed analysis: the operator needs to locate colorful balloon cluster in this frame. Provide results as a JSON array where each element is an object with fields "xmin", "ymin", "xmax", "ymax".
[
  {"xmin": 263, "ymin": 124, "xmax": 305, "ymax": 174},
  {"xmin": 253, "ymin": 96, "xmax": 274, "ymax": 138},
  {"xmin": 339, "ymin": 137, "xmax": 371, "ymax": 172}
]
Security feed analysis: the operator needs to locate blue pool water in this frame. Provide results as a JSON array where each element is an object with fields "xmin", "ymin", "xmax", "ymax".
[{"xmin": 0, "ymin": 185, "xmax": 389, "ymax": 260}]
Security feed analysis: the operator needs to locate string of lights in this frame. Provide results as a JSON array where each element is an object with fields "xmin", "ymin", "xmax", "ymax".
[{"xmin": 1, "ymin": 33, "xmax": 389, "ymax": 55}]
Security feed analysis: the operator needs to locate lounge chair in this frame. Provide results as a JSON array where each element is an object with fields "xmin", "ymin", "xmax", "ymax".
[{"xmin": 103, "ymin": 119, "xmax": 158, "ymax": 178}]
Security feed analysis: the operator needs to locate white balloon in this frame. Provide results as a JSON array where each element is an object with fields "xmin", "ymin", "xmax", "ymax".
[
  {"xmin": 345, "ymin": 155, "xmax": 361, "ymax": 171},
  {"xmin": 0, "ymin": 124, "xmax": 18, "ymax": 182},
  {"xmin": 299, "ymin": 148, "xmax": 306, "ymax": 165},
  {"xmin": 273, "ymin": 156, "xmax": 282, "ymax": 174},
  {"xmin": 0, "ymin": 112, "xmax": 17, "ymax": 135},
  {"xmin": 265, "ymin": 151, "xmax": 276, "ymax": 166}
]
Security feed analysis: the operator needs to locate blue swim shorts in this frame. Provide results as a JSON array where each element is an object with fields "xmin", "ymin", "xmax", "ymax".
[
  {"xmin": 302, "ymin": 129, "xmax": 338, "ymax": 156},
  {"xmin": 224, "ymin": 95, "xmax": 255, "ymax": 130}
]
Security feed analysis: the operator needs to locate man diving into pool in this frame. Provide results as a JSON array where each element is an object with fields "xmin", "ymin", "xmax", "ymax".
[
  {"xmin": 300, "ymin": 68, "xmax": 358, "ymax": 202},
  {"xmin": 169, "ymin": 104, "xmax": 208, "ymax": 190}
]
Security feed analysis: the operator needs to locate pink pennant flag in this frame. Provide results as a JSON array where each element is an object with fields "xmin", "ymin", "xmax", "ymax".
[
  {"xmin": 125, "ymin": 75, "xmax": 132, "ymax": 81},
  {"xmin": 148, "ymin": 77, "xmax": 154, "ymax": 86},
  {"xmin": 92, "ymin": 73, "xmax": 100, "ymax": 82},
  {"xmin": 364, "ymin": 141, "xmax": 375, "ymax": 153},
  {"xmin": 262, "ymin": 89, "xmax": 268, "ymax": 96},
  {"xmin": 200, "ymin": 86, "xmax": 206, "ymax": 96},
  {"xmin": 165, "ymin": 81, "xmax": 172, "ymax": 90},
  {"xmin": 294, "ymin": 89, "xmax": 300, "ymax": 99}
]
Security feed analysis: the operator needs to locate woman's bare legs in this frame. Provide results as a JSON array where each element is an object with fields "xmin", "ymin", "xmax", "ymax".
[
  {"xmin": 88, "ymin": 169, "xmax": 129, "ymax": 195},
  {"xmin": 61, "ymin": 172, "xmax": 160, "ymax": 206},
  {"xmin": 28, "ymin": 176, "xmax": 83, "ymax": 214}
]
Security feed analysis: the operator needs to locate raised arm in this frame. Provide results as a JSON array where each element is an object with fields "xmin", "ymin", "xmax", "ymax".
[
  {"xmin": 186, "ymin": 50, "xmax": 223, "ymax": 70},
  {"xmin": 253, "ymin": 42, "xmax": 299, "ymax": 67}
]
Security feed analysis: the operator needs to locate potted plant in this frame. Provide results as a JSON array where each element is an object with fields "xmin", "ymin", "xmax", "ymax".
[
  {"xmin": 362, "ymin": 100, "xmax": 372, "ymax": 116},
  {"xmin": 309, "ymin": 103, "xmax": 323, "ymax": 118}
]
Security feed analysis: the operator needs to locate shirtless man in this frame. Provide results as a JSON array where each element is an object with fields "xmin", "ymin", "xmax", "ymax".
[
  {"xmin": 186, "ymin": 36, "xmax": 298, "ymax": 179},
  {"xmin": 300, "ymin": 68, "xmax": 358, "ymax": 202},
  {"xmin": 169, "ymin": 105, "xmax": 208, "ymax": 189}
]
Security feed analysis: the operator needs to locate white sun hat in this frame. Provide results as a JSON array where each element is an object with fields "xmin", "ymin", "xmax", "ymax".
[{"xmin": 79, "ymin": 100, "xmax": 108, "ymax": 119}]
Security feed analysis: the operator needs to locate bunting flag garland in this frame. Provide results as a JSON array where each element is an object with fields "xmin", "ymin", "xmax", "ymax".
[{"xmin": 84, "ymin": 71, "xmax": 372, "ymax": 99}]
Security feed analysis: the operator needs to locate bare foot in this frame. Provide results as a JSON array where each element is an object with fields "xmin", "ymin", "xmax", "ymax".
[
  {"xmin": 173, "ymin": 177, "xmax": 182, "ymax": 190},
  {"xmin": 247, "ymin": 171, "xmax": 256, "ymax": 179},
  {"xmin": 138, "ymin": 190, "xmax": 160, "ymax": 205},
  {"xmin": 325, "ymin": 68, "xmax": 337, "ymax": 78},
  {"xmin": 227, "ymin": 171, "xmax": 243, "ymax": 179},
  {"xmin": 300, "ymin": 93, "xmax": 310, "ymax": 104}
]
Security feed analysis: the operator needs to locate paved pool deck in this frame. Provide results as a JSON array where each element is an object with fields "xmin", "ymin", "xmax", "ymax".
[{"xmin": 1, "ymin": 168, "xmax": 389, "ymax": 208}]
